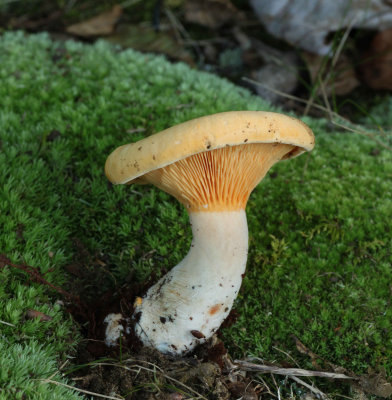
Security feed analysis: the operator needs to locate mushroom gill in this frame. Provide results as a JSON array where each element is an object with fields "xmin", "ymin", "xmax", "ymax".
[{"xmin": 143, "ymin": 143, "xmax": 294, "ymax": 211}]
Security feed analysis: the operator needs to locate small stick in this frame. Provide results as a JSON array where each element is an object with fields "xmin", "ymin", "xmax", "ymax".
[
  {"xmin": 40, "ymin": 379, "xmax": 122, "ymax": 400},
  {"xmin": 242, "ymin": 77, "xmax": 392, "ymax": 152},
  {"xmin": 290, "ymin": 375, "xmax": 328, "ymax": 399},
  {"xmin": 234, "ymin": 360, "xmax": 356, "ymax": 380},
  {"xmin": 0, "ymin": 254, "xmax": 73, "ymax": 300},
  {"xmin": 0, "ymin": 319, "xmax": 15, "ymax": 327}
]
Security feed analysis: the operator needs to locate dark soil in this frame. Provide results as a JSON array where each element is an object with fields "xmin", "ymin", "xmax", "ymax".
[{"xmin": 71, "ymin": 335, "xmax": 261, "ymax": 399}]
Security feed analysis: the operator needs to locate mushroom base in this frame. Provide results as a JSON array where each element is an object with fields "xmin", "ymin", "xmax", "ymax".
[{"xmin": 133, "ymin": 210, "xmax": 248, "ymax": 355}]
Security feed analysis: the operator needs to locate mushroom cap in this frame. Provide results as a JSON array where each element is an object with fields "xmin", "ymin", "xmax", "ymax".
[{"xmin": 105, "ymin": 111, "xmax": 315, "ymax": 185}]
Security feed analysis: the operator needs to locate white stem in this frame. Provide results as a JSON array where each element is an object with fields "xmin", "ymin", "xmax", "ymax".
[{"xmin": 133, "ymin": 210, "xmax": 248, "ymax": 355}]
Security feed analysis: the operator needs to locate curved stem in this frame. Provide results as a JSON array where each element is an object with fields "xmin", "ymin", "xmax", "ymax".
[{"xmin": 133, "ymin": 210, "xmax": 248, "ymax": 355}]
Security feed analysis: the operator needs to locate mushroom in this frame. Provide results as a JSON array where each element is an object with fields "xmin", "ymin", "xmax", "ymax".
[{"xmin": 105, "ymin": 111, "xmax": 315, "ymax": 355}]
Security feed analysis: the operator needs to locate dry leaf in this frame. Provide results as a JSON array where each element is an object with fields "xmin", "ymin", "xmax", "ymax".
[
  {"xmin": 26, "ymin": 309, "xmax": 53, "ymax": 322},
  {"xmin": 302, "ymin": 51, "xmax": 359, "ymax": 96},
  {"xmin": 360, "ymin": 29, "xmax": 392, "ymax": 90},
  {"xmin": 184, "ymin": 0, "xmax": 242, "ymax": 29},
  {"xmin": 66, "ymin": 5, "xmax": 122, "ymax": 37},
  {"xmin": 167, "ymin": 393, "xmax": 184, "ymax": 400}
]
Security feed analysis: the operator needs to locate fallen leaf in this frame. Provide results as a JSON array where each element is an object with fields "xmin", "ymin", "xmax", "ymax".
[
  {"xmin": 360, "ymin": 29, "xmax": 392, "ymax": 90},
  {"xmin": 66, "ymin": 5, "xmax": 122, "ymax": 37},
  {"xmin": 26, "ymin": 309, "xmax": 53, "ymax": 322},
  {"xmin": 184, "ymin": 0, "xmax": 243, "ymax": 29},
  {"xmin": 302, "ymin": 51, "xmax": 359, "ymax": 96},
  {"xmin": 167, "ymin": 393, "xmax": 184, "ymax": 400}
]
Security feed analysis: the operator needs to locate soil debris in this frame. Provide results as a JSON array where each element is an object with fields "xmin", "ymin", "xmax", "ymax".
[{"xmin": 70, "ymin": 335, "xmax": 257, "ymax": 400}]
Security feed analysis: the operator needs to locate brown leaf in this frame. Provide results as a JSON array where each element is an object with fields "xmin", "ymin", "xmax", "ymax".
[
  {"xmin": 26, "ymin": 309, "xmax": 53, "ymax": 322},
  {"xmin": 66, "ymin": 5, "xmax": 122, "ymax": 37},
  {"xmin": 360, "ymin": 29, "xmax": 392, "ymax": 90},
  {"xmin": 302, "ymin": 51, "xmax": 359, "ymax": 96},
  {"xmin": 184, "ymin": 0, "xmax": 242, "ymax": 29},
  {"xmin": 166, "ymin": 393, "xmax": 184, "ymax": 400}
]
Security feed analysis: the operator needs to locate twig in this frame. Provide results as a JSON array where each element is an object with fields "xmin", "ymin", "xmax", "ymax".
[
  {"xmin": 272, "ymin": 346, "xmax": 301, "ymax": 368},
  {"xmin": 0, "ymin": 254, "xmax": 74, "ymax": 300},
  {"xmin": 318, "ymin": 77, "xmax": 333, "ymax": 121},
  {"xmin": 0, "ymin": 254, "xmax": 92, "ymax": 326},
  {"xmin": 164, "ymin": 7, "xmax": 203, "ymax": 63},
  {"xmin": 40, "ymin": 379, "xmax": 123, "ymax": 399},
  {"xmin": 290, "ymin": 375, "xmax": 328, "ymax": 399},
  {"xmin": 332, "ymin": 120, "xmax": 392, "ymax": 151},
  {"xmin": 243, "ymin": 77, "xmax": 340, "ymax": 122},
  {"xmin": 0, "ymin": 319, "xmax": 15, "ymax": 327},
  {"xmin": 330, "ymin": 15, "xmax": 358, "ymax": 69},
  {"xmin": 303, "ymin": 18, "xmax": 355, "ymax": 117},
  {"xmin": 242, "ymin": 77, "xmax": 392, "ymax": 152},
  {"xmin": 234, "ymin": 360, "xmax": 356, "ymax": 380},
  {"xmin": 256, "ymin": 375, "xmax": 277, "ymax": 398}
]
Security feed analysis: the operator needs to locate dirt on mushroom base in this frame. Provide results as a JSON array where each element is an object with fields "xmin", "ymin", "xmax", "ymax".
[{"xmin": 65, "ymin": 246, "xmax": 257, "ymax": 400}]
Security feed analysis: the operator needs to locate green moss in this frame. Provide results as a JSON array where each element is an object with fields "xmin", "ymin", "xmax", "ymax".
[{"xmin": 0, "ymin": 31, "xmax": 391, "ymax": 397}]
